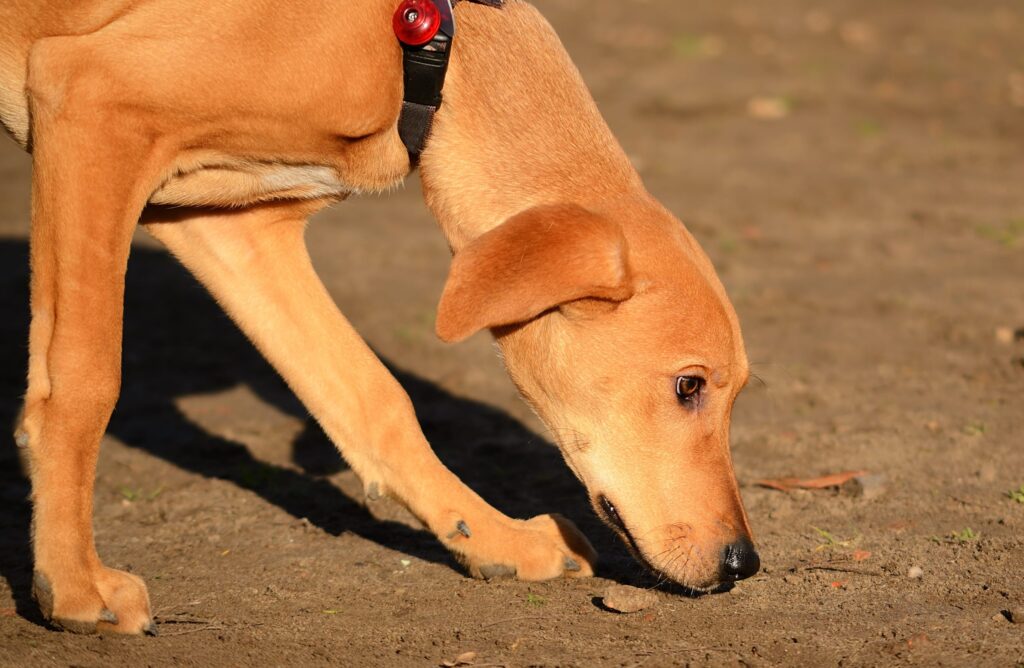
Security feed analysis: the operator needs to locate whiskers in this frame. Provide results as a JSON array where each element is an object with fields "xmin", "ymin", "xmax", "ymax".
[{"xmin": 620, "ymin": 522, "xmax": 711, "ymax": 595}]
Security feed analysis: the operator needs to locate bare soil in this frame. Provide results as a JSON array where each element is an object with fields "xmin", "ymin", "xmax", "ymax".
[{"xmin": 2, "ymin": 0, "xmax": 1023, "ymax": 665}]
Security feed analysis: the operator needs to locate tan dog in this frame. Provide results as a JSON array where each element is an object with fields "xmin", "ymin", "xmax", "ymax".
[{"xmin": 1, "ymin": 0, "xmax": 758, "ymax": 635}]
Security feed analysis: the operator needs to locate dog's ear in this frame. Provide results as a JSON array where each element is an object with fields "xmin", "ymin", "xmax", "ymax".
[{"xmin": 436, "ymin": 203, "xmax": 633, "ymax": 343}]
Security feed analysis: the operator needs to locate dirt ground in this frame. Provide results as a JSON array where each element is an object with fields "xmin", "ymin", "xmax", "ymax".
[{"xmin": 2, "ymin": 0, "xmax": 1023, "ymax": 665}]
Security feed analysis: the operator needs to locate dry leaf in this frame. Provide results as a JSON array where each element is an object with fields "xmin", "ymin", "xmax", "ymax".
[{"xmin": 755, "ymin": 470, "xmax": 868, "ymax": 492}]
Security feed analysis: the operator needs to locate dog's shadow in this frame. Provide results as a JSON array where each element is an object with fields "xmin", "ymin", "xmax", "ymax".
[{"xmin": 0, "ymin": 237, "xmax": 651, "ymax": 623}]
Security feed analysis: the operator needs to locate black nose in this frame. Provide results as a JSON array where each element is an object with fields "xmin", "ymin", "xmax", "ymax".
[{"xmin": 721, "ymin": 537, "xmax": 760, "ymax": 581}]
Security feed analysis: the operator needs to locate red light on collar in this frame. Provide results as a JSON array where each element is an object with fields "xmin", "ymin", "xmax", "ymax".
[
  {"xmin": 393, "ymin": 0, "xmax": 441, "ymax": 46},
  {"xmin": 394, "ymin": 0, "xmax": 502, "ymax": 160}
]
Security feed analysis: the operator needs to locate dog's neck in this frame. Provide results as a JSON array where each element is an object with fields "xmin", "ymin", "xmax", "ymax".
[{"xmin": 417, "ymin": 0, "xmax": 642, "ymax": 252}]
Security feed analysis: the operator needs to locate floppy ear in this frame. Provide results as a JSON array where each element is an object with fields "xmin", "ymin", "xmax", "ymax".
[{"xmin": 436, "ymin": 203, "xmax": 633, "ymax": 343}]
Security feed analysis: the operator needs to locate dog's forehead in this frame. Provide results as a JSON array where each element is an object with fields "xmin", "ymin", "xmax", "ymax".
[{"xmin": 619, "ymin": 270, "xmax": 747, "ymax": 377}]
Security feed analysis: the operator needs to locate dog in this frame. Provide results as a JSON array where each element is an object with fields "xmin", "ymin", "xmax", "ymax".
[{"xmin": 0, "ymin": 0, "xmax": 758, "ymax": 635}]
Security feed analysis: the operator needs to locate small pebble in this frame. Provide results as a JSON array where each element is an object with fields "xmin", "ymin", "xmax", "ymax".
[
  {"xmin": 746, "ymin": 96, "xmax": 790, "ymax": 120},
  {"xmin": 907, "ymin": 566, "xmax": 924, "ymax": 579},
  {"xmin": 995, "ymin": 327, "xmax": 1014, "ymax": 345},
  {"xmin": 602, "ymin": 585, "xmax": 659, "ymax": 614},
  {"xmin": 1009, "ymin": 608, "xmax": 1024, "ymax": 625},
  {"xmin": 845, "ymin": 473, "xmax": 888, "ymax": 500}
]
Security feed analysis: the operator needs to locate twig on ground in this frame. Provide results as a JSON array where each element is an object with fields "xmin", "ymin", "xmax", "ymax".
[
  {"xmin": 158, "ymin": 621, "xmax": 264, "ymax": 637},
  {"xmin": 479, "ymin": 615, "xmax": 551, "ymax": 628},
  {"xmin": 160, "ymin": 623, "xmax": 228, "ymax": 637},
  {"xmin": 798, "ymin": 565, "xmax": 883, "ymax": 576}
]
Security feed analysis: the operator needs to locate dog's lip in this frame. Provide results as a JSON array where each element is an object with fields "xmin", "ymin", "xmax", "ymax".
[
  {"xmin": 597, "ymin": 494, "xmax": 627, "ymax": 534},
  {"xmin": 593, "ymin": 493, "xmax": 723, "ymax": 594},
  {"xmin": 595, "ymin": 494, "xmax": 646, "ymax": 564}
]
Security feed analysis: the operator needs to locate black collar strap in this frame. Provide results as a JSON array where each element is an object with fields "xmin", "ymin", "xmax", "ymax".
[{"xmin": 394, "ymin": 0, "xmax": 502, "ymax": 162}]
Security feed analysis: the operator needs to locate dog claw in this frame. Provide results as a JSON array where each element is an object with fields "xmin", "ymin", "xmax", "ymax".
[
  {"xmin": 99, "ymin": 608, "xmax": 119, "ymax": 625},
  {"xmin": 563, "ymin": 557, "xmax": 581, "ymax": 572},
  {"xmin": 366, "ymin": 482, "xmax": 381, "ymax": 502},
  {"xmin": 144, "ymin": 621, "xmax": 158, "ymax": 637},
  {"xmin": 446, "ymin": 520, "xmax": 472, "ymax": 540},
  {"xmin": 478, "ymin": 564, "xmax": 517, "ymax": 580}
]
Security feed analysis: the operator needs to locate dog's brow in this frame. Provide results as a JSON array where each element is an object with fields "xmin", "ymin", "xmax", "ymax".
[
  {"xmin": 710, "ymin": 368, "xmax": 731, "ymax": 387},
  {"xmin": 673, "ymin": 358, "xmax": 708, "ymax": 373}
]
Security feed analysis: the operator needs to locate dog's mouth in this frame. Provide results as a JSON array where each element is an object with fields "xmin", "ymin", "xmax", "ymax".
[
  {"xmin": 596, "ymin": 494, "xmax": 630, "ymax": 539},
  {"xmin": 595, "ymin": 494, "xmax": 657, "ymax": 573},
  {"xmin": 594, "ymin": 494, "xmax": 717, "ymax": 594}
]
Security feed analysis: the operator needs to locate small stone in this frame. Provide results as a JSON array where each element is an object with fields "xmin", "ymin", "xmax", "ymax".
[
  {"xmin": 995, "ymin": 327, "xmax": 1015, "ymax": 345},
  {"xmin": 907, "ymin": 566, "xmax": 924, "ymax": 579},
  {"xmin": 747, "ymin": 96, "xmax": 790, "ymax": 120},
  {"xmin": 845, "ymin": 473, "xmax": 888, "ymax": 500},
  {"xmin": 601, "ymin": 585, "xmax": 659, "ymax": 614},
  {"xmin": 1008, "ymin": 608, "xmax": 1024, "ymax": 624}
]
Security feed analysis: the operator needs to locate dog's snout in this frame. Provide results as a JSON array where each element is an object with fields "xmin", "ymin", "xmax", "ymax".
[{"xmin": 721, "ymin": 537, "xmax": 760, "ymax": 581}]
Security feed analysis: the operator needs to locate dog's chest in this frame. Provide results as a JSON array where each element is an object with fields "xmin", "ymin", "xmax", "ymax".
[{"xmin": 150, "ymin": 158, "xmax": 355, "ymax": 208}]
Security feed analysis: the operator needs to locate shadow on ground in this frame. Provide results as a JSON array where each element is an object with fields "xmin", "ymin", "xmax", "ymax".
[{"xmin": 0, "ymin": 237, "xmax": 644, "ymax": 625}]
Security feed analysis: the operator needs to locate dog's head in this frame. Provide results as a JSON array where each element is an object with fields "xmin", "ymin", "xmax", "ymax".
[{"xmin": 436, "ymin": 200, "xmax": 757, "ymax": 590}]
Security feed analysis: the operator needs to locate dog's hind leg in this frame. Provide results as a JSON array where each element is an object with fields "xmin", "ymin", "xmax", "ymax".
[
  {"xmin": 145, "ymin": 203, "xmax": 597, "ymax": 582},
  {"xmin": 19, "ymin": 39, "xmax": 170, "ymax": 635}
]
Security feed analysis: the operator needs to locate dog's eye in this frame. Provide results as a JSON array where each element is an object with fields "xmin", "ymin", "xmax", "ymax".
[{"xmin": 675, "ymin": 375, "xmax": 705, "ymax": 407}]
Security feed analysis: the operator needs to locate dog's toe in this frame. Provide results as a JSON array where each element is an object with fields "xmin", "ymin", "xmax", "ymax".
[
  {"xmin": 34, "ymin": 566, "xmax": 155, "ymax": 635},
  {"xmin": 456, "ymin": 512, "xmax": 597, "ymax": 582}
]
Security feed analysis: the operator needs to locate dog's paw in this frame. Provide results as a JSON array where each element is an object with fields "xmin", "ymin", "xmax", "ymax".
[
  {"xmin": 459, "ymin": 513, "xmax": 597, "ymax": 581},
  {"xmin": 34, "ymin": 567, "xmax": 155, "ymax": 635}
]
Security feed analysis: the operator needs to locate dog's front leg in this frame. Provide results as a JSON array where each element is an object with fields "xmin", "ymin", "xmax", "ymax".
[
  {"xmin": 145, "ymin": 204, "xmax": 597, "ymax": 582},
  {"xmin": 18, "ymin": 42, "xmax": 169, "ymax": 635}
]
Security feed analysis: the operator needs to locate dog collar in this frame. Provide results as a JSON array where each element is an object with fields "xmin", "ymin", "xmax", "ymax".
[{"xmin": 393, "ymin": 0, "xmax": 502, "ymax": 162}]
